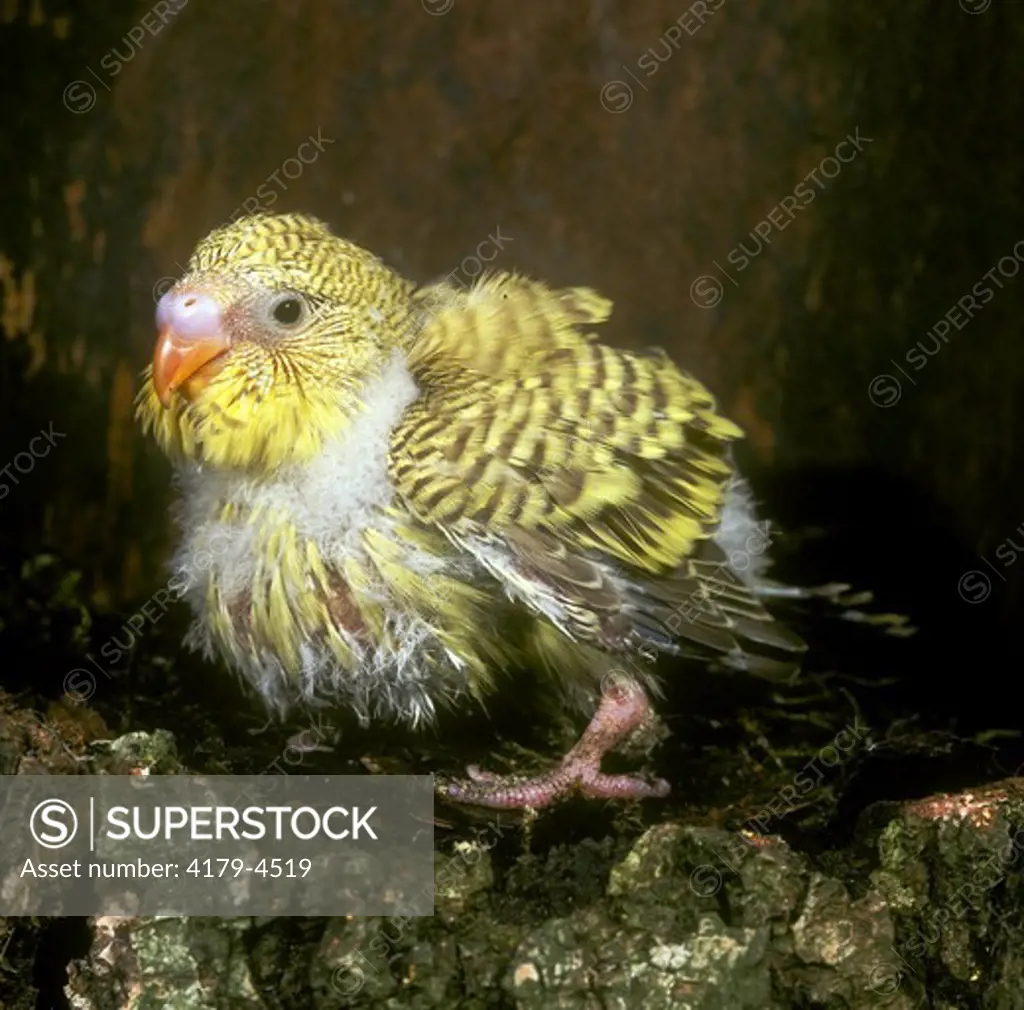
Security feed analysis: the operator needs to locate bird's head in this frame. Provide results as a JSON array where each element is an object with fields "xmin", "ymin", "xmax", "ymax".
[{"xmin": 137, "ymin": 213, "xmax": 416, "ymax": 471}]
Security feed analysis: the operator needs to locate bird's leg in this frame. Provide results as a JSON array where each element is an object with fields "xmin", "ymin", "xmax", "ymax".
[{"xmin": 441, "ymin": 681, "xmax": 670, "ymax": 809}]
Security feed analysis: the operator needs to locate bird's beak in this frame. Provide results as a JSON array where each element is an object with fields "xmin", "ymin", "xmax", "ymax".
[
  {"xmin": 153, "ymin": 286, "xmax": 234, "ymax": 407},
  {"xmin": 153, "ymin": 327, "xmax": 231, "ymax": 407}
]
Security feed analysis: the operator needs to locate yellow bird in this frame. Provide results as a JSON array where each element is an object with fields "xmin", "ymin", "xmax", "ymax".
[{"xmin": 137, "ymin": 212, "xmax": 807, "ymax": 809}]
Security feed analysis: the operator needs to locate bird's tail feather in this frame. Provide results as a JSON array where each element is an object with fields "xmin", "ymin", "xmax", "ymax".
[{"xmin": 752, "ymin": 578, "xmax": 916, "ymax": 638}]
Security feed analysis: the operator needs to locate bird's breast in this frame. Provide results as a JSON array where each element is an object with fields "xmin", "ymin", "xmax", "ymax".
[{"xmin": 167, "ymin": 356, "xmax": 476, "ymax": 722}]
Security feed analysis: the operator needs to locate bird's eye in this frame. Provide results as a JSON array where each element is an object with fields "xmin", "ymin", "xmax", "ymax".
[{"xmin": 270, "ymin": 295, "xmax": 307, "ymax": 327}]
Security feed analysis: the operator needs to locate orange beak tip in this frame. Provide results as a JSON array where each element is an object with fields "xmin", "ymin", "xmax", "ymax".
[{"xmin": 153, "ymin": 327, "xmax": 230, "ymax": 407}]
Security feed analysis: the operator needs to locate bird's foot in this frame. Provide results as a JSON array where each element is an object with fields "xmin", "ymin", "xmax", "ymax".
[
  {"xmin": 442, "ymin": 761, "xmax": 669, "ymax": 809},
  {"xmin": 439, "ymin": 679, "xmax": 670, "ymax": 810}
]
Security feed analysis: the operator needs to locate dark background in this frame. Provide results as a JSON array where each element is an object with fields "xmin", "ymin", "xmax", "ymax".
[
  {"xmin": 1, "ymin": 0, "xmax": 1022, "ymax": 809},
  {"xmin": 2, "ymin": 3, "xmax": 1024, "ymax": 1007}
]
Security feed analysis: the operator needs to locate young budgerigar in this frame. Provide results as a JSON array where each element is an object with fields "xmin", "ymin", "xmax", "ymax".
[{"xmin": 137, "ymin": 212, "xmax": 809, "ymax": 809}]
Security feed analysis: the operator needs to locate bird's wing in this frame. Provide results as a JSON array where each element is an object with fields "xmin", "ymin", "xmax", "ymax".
[{"xmin": 389, "ymin": 272, "xmax": 805, "ymax": 672}]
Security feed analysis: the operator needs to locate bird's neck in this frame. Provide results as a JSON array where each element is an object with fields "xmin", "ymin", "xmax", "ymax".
[{"xmin": 172, "ymin": 354, "xmax": 420, "ymax": 587}]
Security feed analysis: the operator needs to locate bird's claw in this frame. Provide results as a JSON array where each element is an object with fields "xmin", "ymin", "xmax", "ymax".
[
  {"xmin": 440, "ymin": 760, "xmax": 669, "ymax": 810},
  {"xmin": 440, "ymin": 680, "xmax": 670, "ymax": 809}
]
